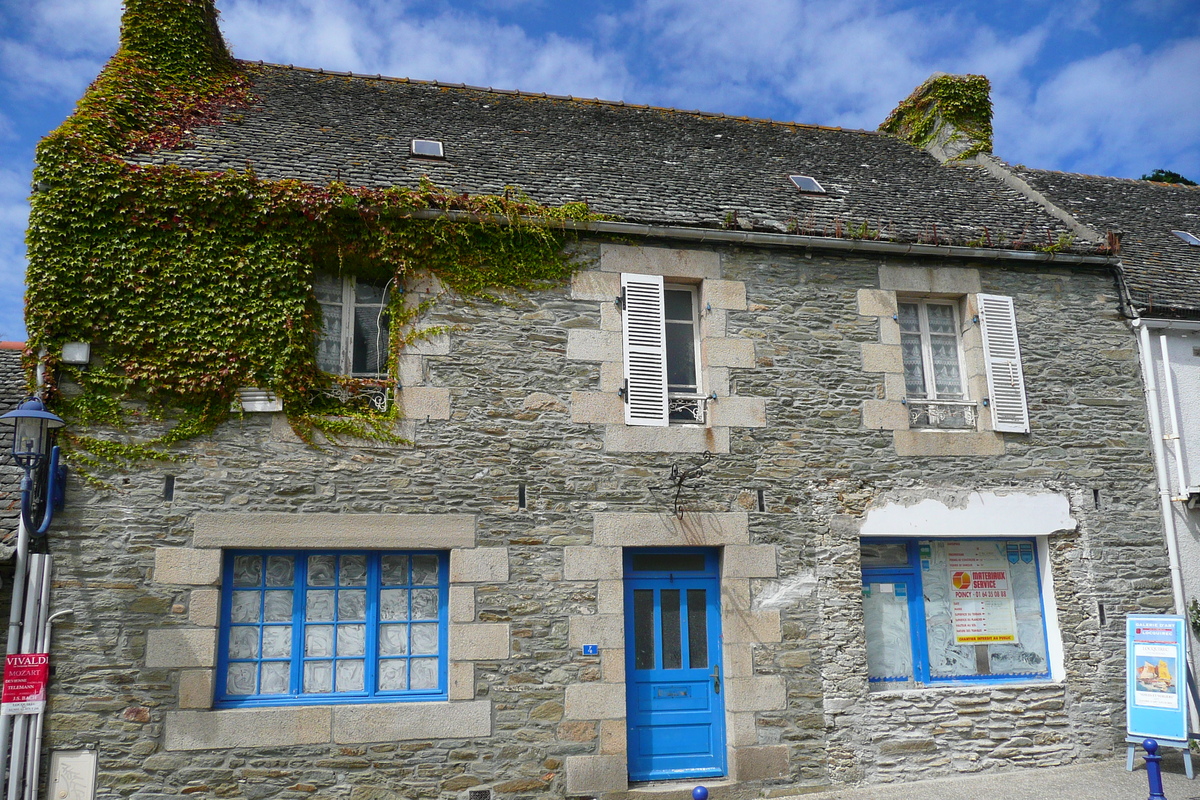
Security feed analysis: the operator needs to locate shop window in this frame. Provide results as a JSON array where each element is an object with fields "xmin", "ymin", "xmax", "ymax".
[
  {"xmin": 861, "ymin": 538, "xmax": 1050, "ymax": 687},
  {"xmin": 216, "ymin": 550, "xmax": 448, "ymax": 707}
]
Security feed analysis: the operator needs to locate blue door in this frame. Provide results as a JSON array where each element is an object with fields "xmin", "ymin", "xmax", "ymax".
[{"xmin": 624, "ymin": 549, "xmax": 726, "ymax": 781}]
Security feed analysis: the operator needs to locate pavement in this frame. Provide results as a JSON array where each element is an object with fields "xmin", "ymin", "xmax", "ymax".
[{"xmin": 771, "ymin": 755, "xmax": 1198, "ymax": 800}]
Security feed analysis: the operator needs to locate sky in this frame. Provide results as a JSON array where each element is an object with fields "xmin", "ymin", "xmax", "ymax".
[{"xmin": 0, "ymin": 0, "xmax": 1198, "ymax": 342}]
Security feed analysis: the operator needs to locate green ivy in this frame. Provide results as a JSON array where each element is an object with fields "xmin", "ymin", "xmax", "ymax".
[
  {"xmin": 879, "ymin": 74, "xmax": 993, "ymax": 161},
  {"xmin": 26, "ymin": 0, "xmax": 592, "ymax": 465}
]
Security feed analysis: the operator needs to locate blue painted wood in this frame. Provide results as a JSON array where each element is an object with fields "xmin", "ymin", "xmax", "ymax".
[{"xmin": 625, "ymin": 549, "xmax": 726, "ymax": 781}]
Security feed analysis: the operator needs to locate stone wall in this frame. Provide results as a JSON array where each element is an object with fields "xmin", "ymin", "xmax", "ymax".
[{"xmin": 38, "ymin": 239, "xmax": 1167, "ymax": 799}]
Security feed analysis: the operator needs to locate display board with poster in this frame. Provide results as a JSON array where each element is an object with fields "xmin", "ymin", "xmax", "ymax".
[
  {"xmin": 945, "ymin": 539, "xmax": 1020, "ymax": 645},
  {"xmin": 1126, "ymin": 614, "xmax": 1189, "ymax": 742}
]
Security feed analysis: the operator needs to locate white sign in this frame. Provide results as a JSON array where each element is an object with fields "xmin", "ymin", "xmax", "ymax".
[{"xmin": 945, "ymin": 541, "xmax": 1018, "ymax": 644}]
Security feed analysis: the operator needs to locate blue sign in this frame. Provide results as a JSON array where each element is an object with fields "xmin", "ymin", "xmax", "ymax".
[
  {"xmin": 1127, "ymin": 615, "xmax": 1189, "ymax": 742},
  {"xmin": 582, "ymin": 644, "xmax": 599, "ymax": 656}
]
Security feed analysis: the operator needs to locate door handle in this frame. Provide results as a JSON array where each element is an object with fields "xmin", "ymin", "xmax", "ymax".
[{"xmin": 711, "ymin": 664, "xmax": 721, "ymax": 694}]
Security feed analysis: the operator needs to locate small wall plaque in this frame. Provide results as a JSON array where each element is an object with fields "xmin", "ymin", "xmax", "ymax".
[{"xmin": 582, "ymin": 644, "xmax": 599, "ymax": 656}]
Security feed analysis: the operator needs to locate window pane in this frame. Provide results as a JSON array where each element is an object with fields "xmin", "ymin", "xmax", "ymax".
[
  {"xmin": 265, "ymin": 556, "xmax": 294, "ymax": 587},
  {"xmin": 863, "ymin": 581, "xmax": 914, "ymax": 682},
  {"xmin": 317, "ymin": 302, "xmax": 343, "ymax": 373},
  {"xmin": 231, "ymin": 591, "xmax": 260, "ymax": 623},
  {"xmin": 259, "ymin": 662, "xmax": 289, "ymax": 694},
  {"xmin": 412, "ymin": 556, "xmax": 438, "ymax": 585},
  {"xmin": 379, "ymin": 659, "xmax": 407, "ymax": 691},
  {"xmin": 411, "ymin": 659, "xmax": 438, "ymax": 690},
  {"xmin": 262, "ymin": 626, "xmax": 291, "ymax": 659},
  {"xmin": 338, "ymin": 624, "xmax": 366, "ymax": 657},
  {"xmin": 263, "ymin": 590, "xmax": 292, "ymax": 622},
  {"xmin": 661, "ymin": 590, "xmax": 682, "ymax": 670},
  {"xmin": 925, "ymin": 303, "xmax": 956, "ymax": 334},
  {"xmin": 631, "ymin": 553, "xmax": 706, "ymax": 572},
  {"xmin": 304, "ymin": 661, "xmax": 333, "ymax": 693},
  {"xmin": 901, "ymin": 333, "xmax": 927, "ymax": 397},
  {"xmin": 897, "ymin": 302, "xmax": 921, "ymax": 332},
  {"xmin": 308, "ymin": 555, "xmax": 336, "ymax": 586},
  {"xmin": 352, "ymin": 303, "xmax": 389, "ymax": 375},
  {"xmin": 306, "ymin": 590, "xmax": 335, "ymax": 622},
  {"xmin": 229, "ymin": 627, "xmax": 259, "ymax": 660},
  {"xmin": 930, "ymin": 336, "xmax": 963, "ymax": 397},
  {"xmin": 380, "ymin": 589, "xmax": 408, "ymax": 621},
  {"xmin": 355, "ymin": 279, "xmax": 389, "ymax": 305},
  {"xmin": 340, "ymin": 555, "xmax": 367, "ymax": 586},
  {"xmin": 633, "ymin": 589, "xmax": 655, "ymax": 670},
  {"xmin": 687, "ymin": 589, "xmax": 708, "ymax": 669},
  {"xmin": 313, "ymin": 272, "xmax": 343, "ymax": 303},
  {"xmin": 305, "ymin": 625, "xmax": 334, "ymax": 657},
  {"xmin": 665, "ymin": 323, "xmax": 697, "ymax": 391},
  {"xmin": 381, "ymin": 555, "xmax": 408, "ymax": 585},
  {"xmin": 226, "ymin": 663, "xmax": 256, "ymax": 695},
  {"xmin": 233, "ymin": 556, "xmax": 261, "ymax": 587},
  {"xmin": 339, "ymin": 590, "xmax": 366, "ymax": 621},
  {"xmin": 379, "ymin": 625, "xmax": 409, "ymax": 656},
  {"xmin": 664, "ymin": 289, "xmax": 694, "ymax": 321},
  {"xmin": 411, "ymin": 624, "xmax": 439, "ymax": 655},
  {"xmin": 860, "ymin": 543, "xmax": 909, "ymax": 568},
  {"xmin": 337, "ymin": 660, "xmax": 365, "ymax": 692},
  {"xmin": 411, "ymin": 589, "xmax": 439, "ymax": 620}
]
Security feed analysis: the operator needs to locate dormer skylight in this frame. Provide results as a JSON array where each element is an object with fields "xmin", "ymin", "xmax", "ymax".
[
  {"xmin": 789, "ymin": 175, "xmax": 826, "ymax": 194},
  {"xmin": 1172, "ymin": 230, "xmax": 1200, "ymax": 246},
  {"xmin": 410, "ymin": 139, "xmax": 445, "ymax": 158}
]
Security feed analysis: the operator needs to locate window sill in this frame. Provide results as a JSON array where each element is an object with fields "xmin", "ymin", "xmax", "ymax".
[
  {"xmin": 165, "ymin": 698, "xmax": 491, "ymax": 751},
  {"xmin": 866, "ymin": 679, "xmax": 1060, "ymax": 698}
]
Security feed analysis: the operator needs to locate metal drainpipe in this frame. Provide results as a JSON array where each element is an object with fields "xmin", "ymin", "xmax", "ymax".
[
  {"xmin": 1135, "ymin": 320, "xmax": 1187, "ymax": 615},
  {"xmin": 0, "ymin": 515, "xmax": 31, "ymax": 796}
]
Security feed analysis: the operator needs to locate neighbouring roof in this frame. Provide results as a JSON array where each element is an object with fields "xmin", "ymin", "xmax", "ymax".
[
  {"xmin": 1, "ymin": 344, "xmax": 27, "ymax": 550},
  {"xmin": 129, "ymin": 63, "xmax": 1098, "ymax": 254},
  {"xmin": 1016, "ymin": 168, "xmax": 1200, "ymax": 316}
]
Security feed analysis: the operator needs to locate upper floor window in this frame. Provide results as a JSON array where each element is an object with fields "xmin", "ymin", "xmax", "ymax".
[
  {"xmin": 899, "ymin": 300, "xmax": 965, "ymax": 401},
  {"xmin": 621, "ymin": 274, "xmax": 704, "ymax": 426},
  {"xmin": 315, "ymin": 273, "xmax": 391, "ymax": 377},
  {"xmin": 217, "ymin": 550, "xmax": 448, "ymax": 707}
]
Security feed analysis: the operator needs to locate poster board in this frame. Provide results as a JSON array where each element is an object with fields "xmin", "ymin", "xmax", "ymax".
[
  {"xmin": 945, "ymin": 540, "xmax": 1019, "ymax": 644},
  {"xmin": 1127, "ymin": 614, "xmax": 1189, "ymax": 742},
  {"xmin": 1, "ymin": 653, "xmax": 49, "ymax": 716}
]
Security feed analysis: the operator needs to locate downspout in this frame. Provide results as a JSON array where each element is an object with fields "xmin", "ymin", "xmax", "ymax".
[{"xmin": 1135, "ymin": 319, "xmax": 1187, "ymax": 616}]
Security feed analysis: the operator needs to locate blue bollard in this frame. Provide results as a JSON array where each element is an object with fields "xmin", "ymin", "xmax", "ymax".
[
  {"xmin": 1144, "ymin": 738, "xmax": 1167, "ymax": 800},
  {"xmin": 692, "ymin": 787, "xmax": 708, "ymax": 800}
]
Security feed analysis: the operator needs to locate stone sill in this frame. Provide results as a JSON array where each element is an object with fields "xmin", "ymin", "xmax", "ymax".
[{"xmin": 866, "ymin": 679, "xmax": 1062, "ymax": 700}]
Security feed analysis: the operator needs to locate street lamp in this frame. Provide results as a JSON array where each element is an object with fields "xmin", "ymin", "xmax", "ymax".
[{"xmin": 1, "ymin": 397, "xmax": 66, "ymax": 535}]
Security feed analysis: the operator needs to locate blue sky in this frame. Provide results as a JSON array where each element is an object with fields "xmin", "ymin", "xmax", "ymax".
[{"xmin": 0, "ymin": 0, "xmax": 1198, "ymax": 341}]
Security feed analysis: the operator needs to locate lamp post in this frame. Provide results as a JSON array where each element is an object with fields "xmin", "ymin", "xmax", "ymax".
[{"xmin": 0, "ymin": 397, "xmax": 66, "ymax": 799}]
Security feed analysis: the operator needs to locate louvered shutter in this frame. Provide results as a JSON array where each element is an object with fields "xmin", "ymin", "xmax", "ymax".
[
  {"xmin": 978, "ymin": 293, "xmax": 1030, "ymax": 434},
  {"xmin": 621, "ymin": 273, "xmax": 669, "ymax": 426}
]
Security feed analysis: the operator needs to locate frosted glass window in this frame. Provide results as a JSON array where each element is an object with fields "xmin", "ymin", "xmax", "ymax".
[{"xmin": 218, "ymin": 550, "xmax": 447, "ymax": 707}]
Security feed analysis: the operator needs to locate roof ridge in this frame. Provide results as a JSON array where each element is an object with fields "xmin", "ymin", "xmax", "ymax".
[
  {"xmin": 242, "ymin": 59, "xmax": 880, "ymax": 137},
  {"xmin": 1017, "ymin": 165, "xmax": 1200, "ymax": 190}
]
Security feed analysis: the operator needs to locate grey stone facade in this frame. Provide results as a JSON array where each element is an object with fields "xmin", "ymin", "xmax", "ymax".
[{"xmin": 39, "ymin": 240, "xmax": 1166, "ymax": 798}]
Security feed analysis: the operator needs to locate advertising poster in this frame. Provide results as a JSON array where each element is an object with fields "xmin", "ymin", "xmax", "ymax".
[
  {"xmin": 1, "ymin": 653, "xmax": 50, "ymax": 716},
  {"xmin": 946, "ymin": 540, "xmax": 1018, "ymax": 644},
  {"xmin": 1126, "ymin": 615, "xmax": 1189, "ymax": 742}
]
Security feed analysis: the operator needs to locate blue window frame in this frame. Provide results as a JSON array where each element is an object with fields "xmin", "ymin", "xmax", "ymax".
[
  {"xmin": 216, "ymin": 551, "xmax": 448, "ymax": 707},
  {"xmin": 861, "ymin": 538, "xmax": 1051, "ymax": 687}
]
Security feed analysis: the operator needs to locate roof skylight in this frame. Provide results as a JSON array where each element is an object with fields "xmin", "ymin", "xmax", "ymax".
[
  {"xmin": 1172, "ymin": 230, "xmax": 1200, "ymax": 246},
  {"xmin": 410, "ymin": 139, "xmax": 445, "ymax": 158},
  {"xmin": 789, "ymin": 175, "xmax": 826, "ymax": 194}
]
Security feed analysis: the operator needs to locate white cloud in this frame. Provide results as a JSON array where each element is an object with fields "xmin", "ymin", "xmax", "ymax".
[
  {"xmin": 0, "ymin": 0, "xmax": 117, "ymax": 100},
  {"xmin": 0, "ymin": 168, "xmax": 29, "ymax": 341},
  {"xmin": 998, "ymin": 38, "xmax": 1200, "ymax": 178},
  {"xmin": 219, "ymin": 0, "xmax": 632, "ymax": 99}
]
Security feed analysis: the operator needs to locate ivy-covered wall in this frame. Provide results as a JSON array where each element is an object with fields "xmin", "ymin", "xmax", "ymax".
[
  {"xmin": 879, "ymin": 73, "xmax": 994, "ymax": 162},
  {"xmin": 26, "ymin": 0, "xmax": 589, "ymax": 461}
]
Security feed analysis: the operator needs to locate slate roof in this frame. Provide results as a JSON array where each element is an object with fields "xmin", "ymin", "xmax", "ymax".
[
  {"xmin": 130, "ymin": 63, "xmax": 1098, "ymax": 253},
  {"xmin": 1016, "ymin": 168, "xmax": 1200, "ymax": 316},
  {"xmin": 0, "ymin": 345, "xmax": 27, "ymax": 551}
]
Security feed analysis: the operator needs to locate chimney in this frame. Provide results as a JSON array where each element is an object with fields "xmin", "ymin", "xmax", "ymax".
[
  {"xmin": 118, "ymin": 0, "xmax": 233, "ymax": 81},
  {"xmin": 880, "ymin": 73, "xmax": 993, "ymax": 163}
]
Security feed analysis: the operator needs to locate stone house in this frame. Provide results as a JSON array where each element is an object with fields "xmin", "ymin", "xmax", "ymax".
[
  {"xmin": 19, "ymin": 5, "xmax": 1178, "ymax": 799},
  {"xmin": 1, "ymin": 343, "xmax": 27, "ymax": 550}
]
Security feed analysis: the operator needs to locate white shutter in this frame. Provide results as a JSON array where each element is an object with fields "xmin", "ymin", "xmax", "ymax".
[
  {"xmin": 621, "ymin": 273, "xmax": 669, "ymax": 426},
  {"xmin": 978, "ymin": 293, "xmax": 1030, "ymax": 434}
]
